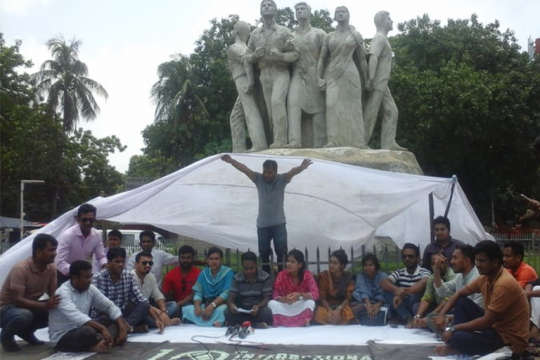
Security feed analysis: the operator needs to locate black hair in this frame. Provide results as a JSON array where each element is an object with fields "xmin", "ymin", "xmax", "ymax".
[
  {"xmin": 402, "ymin": 243, "xmax": 420, "ymax": 257},
  {"xmin": 32, "ymin": 233, "xmax": 58, "ymax": 256},
  {"xmin": 241, "ymin": 251, "xmax": 258, "ymax": 263},
  {"xmin": 70, "ymin": 260, "xmax": 92, "ymax": 278},
  {"xmin": 361, "ymin": 253, "xmax": 381, "ymax": 271},
  {"xmin": 135, "ymin": 251, "xmax": 153, "ymax": 263},
  {"xmin": 503, "ymin": 240, "xmax": 525, "ymax": 258},
  {"xmin": 77, "ymin": 203, "xmax": 96, "ymax": 218},
  {"xmin": 108, "ymin": 229, "xmax": 123, "ymax": 239},
  {"xmin": 456, "ymin": 244, "xmax": 475, "ymax": 264},
  {"xmin": 139, "ymin": 230, "xmax": 155, "ymax": 242},
  {"xmin": 474, "ymin": 240, "xmax": 503, "ymax": 263},
  {"xmin": 433, "ymin": 216, "xmax": 451, "ymax": 231},
  {"xmin": 287, "ymin": 249, "xmax": 306, "ymax": 283},
  {"xmin": 179, "ymin": 245, "xmax": 195, "ymax": 256},
  {"xmin": 331, "ymin": 249, "xmax": 348, "ymax": 267},
  {"xmin": 107, "ymin": 247, "xmax": 127, "ymax": 262},
  {"xmin": 263, "ymin": 159, "xmax": 278, "ymax": 171},
  {"xmin": 207, "ymin": 246, "xmax": 223, "ymax": 258}
]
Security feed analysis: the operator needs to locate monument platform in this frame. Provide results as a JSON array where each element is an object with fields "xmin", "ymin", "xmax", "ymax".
[{"xmin": 255, "ymin": 147, "xmax": 423, "ymax": 175}]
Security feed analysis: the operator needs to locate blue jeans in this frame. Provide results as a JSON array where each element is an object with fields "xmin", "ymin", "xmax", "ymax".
[
  {"xmin": 449, "ymin": 297, "xmax": 504, "ymax": 356},
  {"xmin": 0, "ymin": 305, "xmax": 48, "ymax": 341},
  {"xmin": 384, "ymin": 290, "xmax": 422, "ymax": 322},
  {"xmin": 257, "ymin": 225, "xmax": 288, "ymax": 272}
]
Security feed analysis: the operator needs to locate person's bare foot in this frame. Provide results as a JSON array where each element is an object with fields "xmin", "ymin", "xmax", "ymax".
[
  {"xmin": 435, "ymin": 345, "xmax": 460, "ymax": 356},
  {"xmin": 304, "ymin": 320, "xmax": 310, "ymax": 327},
  {"xmin": 132, "ymin": 324, "xmax": 149, "ymax": 333},
  {"xmin": 213, "ymin": 321, "xmax": 223, "ymax": 327},
  {"xmin": 253, "ymin": 322, "xmax": 268, "ymax": 329},
  {"xmin": 89, "ymin": 340, "xmax": 111, "ymax": 353},
  {"xmin": 170, "ymin": 318, "xmax": 181, "ymax": 326},
  {"xmin": 405, "ymin": 317, "xmax": 414, "ymax": 329}
]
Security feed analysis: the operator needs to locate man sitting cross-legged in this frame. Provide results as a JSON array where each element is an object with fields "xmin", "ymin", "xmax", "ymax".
[
  {"xmin": 92, "ymin": 248, "xmax": 153, "ymax": 333},
  {"xmin": 380, "ymin": 243, "xmax": 430, "ymax": 327},
  {"xmin": 0, "ymin": 234, "xmax": 59, "ymax": 352},
  {"xmin": 411, "ymin": 253, "xmax": 456, "ymax": 329},
  {"xmin": 429, "ymin": 244, "xmax": 483, "ymax": 334},
  {"xmin": 49, "ymin": 260, "xmax": 129, "ymax": 353},
  {"xmin": 162, "ymin": 245, "xmax": 201, "ymax": 319},
  {"xmin": 225, "ymin": 251, "xmax": 273, "ymax": 328},
  {"xmin": 130, "ymin": 251, "xmax": 181, "ymax": 331},
  {"xmin": 433, "ymin": 241, "xmax": 529, "ymax": 358}
]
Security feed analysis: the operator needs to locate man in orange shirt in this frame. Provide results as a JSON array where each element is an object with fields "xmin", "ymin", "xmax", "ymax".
[
  {"xmin": 433, "ymin": 240, "xmax": 529, "ymax": 358},
  {"xmin": 502, "ymin": 241, "xmax": 537, "ymax": 288}
]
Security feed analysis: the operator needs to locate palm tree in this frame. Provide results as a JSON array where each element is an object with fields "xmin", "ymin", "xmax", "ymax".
[
  {"xmin": 150, "ymin": 55, "xmax": 207, "ymax": 128},
  {"xmin": 32, "ymin": 36, "xmax": 108, "ymax": 132}
]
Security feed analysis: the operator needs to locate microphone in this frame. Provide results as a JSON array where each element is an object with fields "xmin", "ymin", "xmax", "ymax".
[{"xmin": 239, "ymin": 321, "xmax": 254, "ymax": 339}]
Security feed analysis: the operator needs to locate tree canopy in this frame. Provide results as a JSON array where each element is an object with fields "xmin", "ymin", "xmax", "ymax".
[{"xmin": 0, "ymin": 33, "xmax": 125, "ymax": 221}]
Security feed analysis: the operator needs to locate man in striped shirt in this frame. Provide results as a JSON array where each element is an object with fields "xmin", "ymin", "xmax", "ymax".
[{"xmin": 381, "ymin": 243, "xmax": 431, "ymax": 327}]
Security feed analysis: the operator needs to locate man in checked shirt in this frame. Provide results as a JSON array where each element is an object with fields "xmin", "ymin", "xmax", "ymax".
[{"xmin": 92, "ymin": 248, "xmax": 159, "ymax": 333}]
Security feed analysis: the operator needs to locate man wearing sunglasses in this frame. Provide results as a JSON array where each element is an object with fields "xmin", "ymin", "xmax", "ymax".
[
  {"xmin": 381, "ymin": 243, "xmax": 430, "ymax": 328},
  {"xmin": 55, "ymin": 203, "xmax": 107, "ymax": 287},
  {"xmin": 130, "ymin": 251, "xmax": 181, "ymax": 332}
]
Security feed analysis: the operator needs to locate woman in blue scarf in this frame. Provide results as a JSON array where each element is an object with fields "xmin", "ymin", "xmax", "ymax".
[{"xmin": 182, "ymin": 247, "xmax": 234, "ymax": 326}]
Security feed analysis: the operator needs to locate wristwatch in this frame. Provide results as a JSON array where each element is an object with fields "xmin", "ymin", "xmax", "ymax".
[
  {"xmin": 414, "ymin": 314, "xmax": 421, "ymax": 319},
  {"xmin": 445, "ymin": 326, "xmax": 455, "ymax": 333},
  {"xmin": 299, "ymin": 294, "xmax": 304, "ymax": 300},
  {"xmin": 211, "ymin": 302, "xmax": 217, "ymax": 308}
]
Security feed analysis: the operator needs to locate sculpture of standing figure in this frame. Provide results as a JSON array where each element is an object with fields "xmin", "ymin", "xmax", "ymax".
[
  {"xmin": 285, "ymin": 2, "xmax": 327, "ymax": 148},
  {"xmin": 245, "ymin": 0, "xmax": 300, "ymax": 149},
  {"xmin": 228, "ymin": 21, "xmax": 268, "ymax": 152},
  {"xmin": 317, "ymin": 6, "xmax": 368, "ymax": 148},
  {"xmin": 363, "ymin": 11, "xmax": 406, "ymax": 150}
]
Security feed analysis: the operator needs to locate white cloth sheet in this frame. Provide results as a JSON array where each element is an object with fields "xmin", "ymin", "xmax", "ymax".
[
  {"xmin": 33, "ymin": 324, "xmax": 442, "ymax": 346},
  {"xmin": 0, "ymin": 153, "xmax": 493, "ymax": 289}
]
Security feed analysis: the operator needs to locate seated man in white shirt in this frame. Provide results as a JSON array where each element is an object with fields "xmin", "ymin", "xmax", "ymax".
[
  {"xmin": 126, "ymin": 231, "xmax": 178, "ymax": 285},
  {"xmin": 49, "ymin": 260, "xmax": 129, "ymax": 353},
  {"xmin": 429, "ymin": 244, "xmax": 483, "ymax": 334},
  {"xmin": 130, "ymin": 251, "xmax": 181, "ymax": 331}
]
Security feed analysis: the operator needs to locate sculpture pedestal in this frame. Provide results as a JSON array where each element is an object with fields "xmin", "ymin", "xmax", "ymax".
[{"xmin": 256, "ymin": 147, "xmax": 423, "ymax": 175}]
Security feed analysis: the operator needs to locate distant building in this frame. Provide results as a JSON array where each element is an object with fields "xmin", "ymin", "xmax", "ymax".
[{"xmin": 528, "ymin": 37, "xmax": 540, "ymax": 60}]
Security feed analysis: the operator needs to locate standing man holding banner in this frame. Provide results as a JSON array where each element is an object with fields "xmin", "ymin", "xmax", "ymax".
[{"xmin": 221, "ymin": 155, "xmax": 312, "ymax": 273}]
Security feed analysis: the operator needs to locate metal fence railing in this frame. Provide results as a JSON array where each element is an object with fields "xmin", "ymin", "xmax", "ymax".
[{"xmin": 4, "ymin": 234, "xmax": 540, "ymax": 275}]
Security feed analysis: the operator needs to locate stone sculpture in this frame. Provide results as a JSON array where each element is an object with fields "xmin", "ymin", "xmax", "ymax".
[
  {"xmin": 285, "ymin": 2, "xmax": 327, "ymax": 148},
  {"xmin": 245, "ymin": 0, "xmax": 299, "ymax": 149},
  {"xmin": 363, "ymin": 11, "xmax": 406, "ymax": 150},
  {"xmin": 317, "ymin": 6, "xmax": 368, "ymax": 148},
  {"xmin": 227, "ymin": 21, "xmax": 268, "ymax": 152}
]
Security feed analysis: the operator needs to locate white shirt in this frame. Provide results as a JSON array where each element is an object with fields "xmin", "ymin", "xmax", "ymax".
[
  {"xmin": 434, "ymin": 266, "xmax": 484, "ymax": 308},
  {"xmin": 49, "ymin": 282, "xmax": 122, "ymax": 347},
  {"xmin": 126, "ymin": 249, "xmax": 178, "ymax": 285},
  {"xmin": 129, "ymin": 269, "xmax": 165, "ymax": 302}
]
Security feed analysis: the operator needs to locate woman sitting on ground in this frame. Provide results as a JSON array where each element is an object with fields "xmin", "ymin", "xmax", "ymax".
[
  {"xmin": 268, "ymin": 249, "xmax": 319, "ymax": 327},
  {"xmin": 314, "ymin": 250, "xmax": 356, "ymax": 325},
  {"xmin": 352, "ymin": 253, "xmax": 389, "ymax": 326},
  {"xmin": 182, "ymin": 247, "xmax": 234, "ymax": 327}
]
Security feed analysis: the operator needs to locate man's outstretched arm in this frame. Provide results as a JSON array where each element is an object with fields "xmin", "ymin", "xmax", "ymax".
[
  {"xmin": 221, "ymin": 154, "xmax": 256, "ymax": 182},
  {"xmin": 285, "ymin": 158, "xmax": 312, "ymax": 183}
]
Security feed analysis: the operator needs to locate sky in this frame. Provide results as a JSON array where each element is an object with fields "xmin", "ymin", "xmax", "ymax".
[{"xmin": 1, "ymin": 0, "xmax": 539, "ymax": 173}]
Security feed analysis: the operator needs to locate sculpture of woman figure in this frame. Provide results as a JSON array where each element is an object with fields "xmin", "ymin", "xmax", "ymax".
[{"xmin": 317, "ymin": 6, "xmax": 368, "ymax": 148}]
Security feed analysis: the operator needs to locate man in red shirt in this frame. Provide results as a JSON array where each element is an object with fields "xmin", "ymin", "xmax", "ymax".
[
  {"xmin": 162, "ymin": 246, "xmax": 201, "ymax": 318},
  {"xmin": 502, "ymin": 240, "xmax": 537, "ymax": 288}
]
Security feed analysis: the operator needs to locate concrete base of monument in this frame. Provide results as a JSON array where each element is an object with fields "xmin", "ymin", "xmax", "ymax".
[{"xmin": 255, "ymin": 147, "xmax": 424, "ymax": 175}]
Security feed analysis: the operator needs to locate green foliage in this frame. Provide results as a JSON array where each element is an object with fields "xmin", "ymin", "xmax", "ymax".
[
  {"xmin": 0, "ymin": 33, "xmax": 124, "ymax": 220},
  {"xmin": 389, "ymin": 15, "xmax": 540, "ymax": 221}
]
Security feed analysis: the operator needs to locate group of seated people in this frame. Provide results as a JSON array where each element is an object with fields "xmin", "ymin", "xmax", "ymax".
[{"xmin": 0, "ymin": 208, "xmax": 539, "ymax": 359}]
